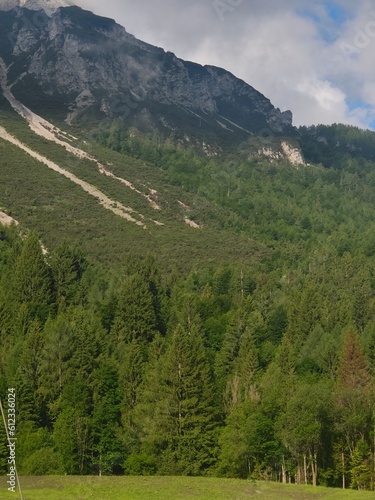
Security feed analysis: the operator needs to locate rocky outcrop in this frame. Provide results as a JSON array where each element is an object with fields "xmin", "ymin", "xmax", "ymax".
[
  {"xmin": 256, "ymin": 141, "xmax": 305, "ymax": 166},
  {"xmin": 0, "ymin": 2, "xmax": 293, "ymax": 141},
  {"xmin": 280, "ymin": 141, "xmax": 305, "ymax": 166},
  {"xmin": 257, "ymin": 147, "xmax": 283, "ymax": 161}
]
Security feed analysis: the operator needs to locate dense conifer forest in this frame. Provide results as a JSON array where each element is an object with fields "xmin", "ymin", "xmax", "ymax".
[{"xmin": 0, "ymin": 186, "xmax": 375, "ymax": 489}]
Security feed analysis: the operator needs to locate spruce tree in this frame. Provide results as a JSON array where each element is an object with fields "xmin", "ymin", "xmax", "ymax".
[
  {"xmin": 50, "ymin": 243, "xmax": 88, "ymax": 312},
  {"xmin": 16, "ymin": 319, "xmax": 46, "ymax": 427},
  {"xmin": 39, "ymin": 315, "xmax": 72, "ymax": 414},
  {"xmin": 113, "ymin": 273, "xmax": 158, "ymax": 343},
  {"xmin": 68, "ymin": 307, "xmax": 102, "ymax": 380},
  {"xmin": 12, "ymin": 232, "xmax": 55, "ymax": 321},
  {"xmin": 137, "ymin": 254, "xmax": 167, "ymax": 335},
  {"xmin": 215, "ymin": 311, "xmax": 249, "ymax": 400},
  {"xmin": 141, "ymin": 322, "xmax": 218, "ymax": 475},
  {"xmin": 232, "ymin": 329, "xmax": 259, "ymax": 404},
  {"xmin": 91, "ymin": 362, "xmax": 123, "ymax": 475}
]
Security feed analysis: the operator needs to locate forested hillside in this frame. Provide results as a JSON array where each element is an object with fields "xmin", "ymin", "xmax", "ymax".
[
  {"xmin": 0, "ymin": 217, "xmax": 374, "ymax": 489},
  {"xmin": 1, "ymin": 108, "xmax": 375, "ymax": 492}
]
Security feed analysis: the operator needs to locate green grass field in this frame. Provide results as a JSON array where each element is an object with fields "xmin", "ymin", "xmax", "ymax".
[{"xmin": 0, "ymin": 476, "xmax": 374, "ymax": 500}]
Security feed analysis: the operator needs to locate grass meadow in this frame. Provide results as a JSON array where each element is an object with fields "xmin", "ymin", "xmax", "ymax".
[{"xmin": 1, "ymin": 476, "xmax": 374, "ymax": 500}]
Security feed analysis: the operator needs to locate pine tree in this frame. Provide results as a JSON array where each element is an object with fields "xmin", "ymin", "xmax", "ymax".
[
  {"xmin": 349, "ymin": 439, "xmax": 372, "ymax": 490},
  {"xmin": 118, "ymin": 339, "xmax": 146, "ymax": 413},
  {"xmin": 276, "ymin": 327, "xmax": 298, "ymax": 376},
  {"xmin": 129, "ymin": 334, "xmax": 165, "ymax": 472},
  {"xmin": 215, "ymin": 311, "xmax": 249, "ymax": 399},
  {"xmin": 232, "ymin": 329, "xmax": 259, "ymax": 404},
  {"xmin": 20, "ymin": 319, "xmax": 44, "ymax": 394},
  {"xmin": 267, "ymin": 305, "xmax": 288, "ymax": 343}
]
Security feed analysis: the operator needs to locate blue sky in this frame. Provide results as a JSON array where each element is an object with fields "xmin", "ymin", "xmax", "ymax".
[
  {"xmin": 298, "ymin": 2, "xmax": 350, "ymax": 43},
  {"xmin": 326, "ymin": 2, "xmax": 349, "ymax": 25},
  {"xmin": 73, "ymin": 0, "xmax": 375, "ymax": 130}
]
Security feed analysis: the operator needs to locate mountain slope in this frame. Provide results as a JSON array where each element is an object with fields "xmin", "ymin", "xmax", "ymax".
[{"xmin": 1, "ymin": 0, "xmax": 375, "ymax": 273}]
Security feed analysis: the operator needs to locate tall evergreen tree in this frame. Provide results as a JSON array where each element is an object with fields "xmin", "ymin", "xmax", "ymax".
[
  {"xmin": 215, "ymin": 310, "xmax": 250, "ymax": 402},
  {"xmin": 50, "ymin": 243, "xmax": 88, "ymax": 312},
  {"xmin": 16, "ymin": 319, "xmax": 46, "ymax": 427},
  {"xmin": 139, "ymin": 322, "xmax": 218, "ymax": 475},
  {"xmin": 12, "ymin": 232, "xmax": 55, "ymax": 321},
  {"xmin": 113, "ymin": 273, "xmax": 158, "ymax": 343},
  {"xmin": 138, "ymin": 254, "xmax": 167, "ymax": 335},
  {"xmin": 68, "ymin": 307, "xmax": 103, "ymax": 380},
  {"xmin": 91, "ymin": 362, "xmax": 123, "ymax": 475},
  {"xmin": 39, "ymin": 315, "xmax": 72, "ymax": 416}
]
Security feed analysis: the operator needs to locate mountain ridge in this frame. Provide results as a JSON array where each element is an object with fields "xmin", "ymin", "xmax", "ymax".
[
  {"xmin": 0, "ymin": 2, "xmax": 294, "ymax": 148},
  {"xmin": 0, "ymin": 0, "xmax": 71, "ymax": 13}
]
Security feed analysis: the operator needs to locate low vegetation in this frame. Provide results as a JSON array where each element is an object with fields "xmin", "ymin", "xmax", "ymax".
[{"xmin": 1, "ymin": 476, "xmax": 375, "ymax": 500}]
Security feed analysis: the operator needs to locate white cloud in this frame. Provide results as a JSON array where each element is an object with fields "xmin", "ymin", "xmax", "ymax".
[{"xmin": 72, "ymin": 0, "xmax": 375, "ymax": 130}]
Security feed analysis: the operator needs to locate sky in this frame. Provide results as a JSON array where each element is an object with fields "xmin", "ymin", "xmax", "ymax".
[{"xmin": 70, "ymin": 0, "xmax": 375, "ymax": 130}]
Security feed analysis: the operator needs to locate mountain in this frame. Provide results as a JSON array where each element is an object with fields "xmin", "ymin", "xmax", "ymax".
[
  {"xmin": 0, "ymin": 1, "xmax": 293, "ymax": 149},
  {"xmin": 3, "ymin": 2, "xmax": 375, "ymax": 488}
]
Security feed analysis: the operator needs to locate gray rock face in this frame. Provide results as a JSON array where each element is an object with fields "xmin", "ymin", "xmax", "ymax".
[
  {"xmin": 0, "ymin": 0, "xmax": 71, "ymax": 14},
  {"xmin": 0, "ymin": 3, "xmax": 293, "ymax": 140}
]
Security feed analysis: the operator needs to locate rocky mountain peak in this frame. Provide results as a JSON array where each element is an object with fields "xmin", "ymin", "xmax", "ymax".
[
  {"xmin": 0, "ymin": 0, "xmax": 72, "ymax": 14},
  {"xmin": 0, "ymin": 2, "xmax": 294, "ymax": 146}
]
